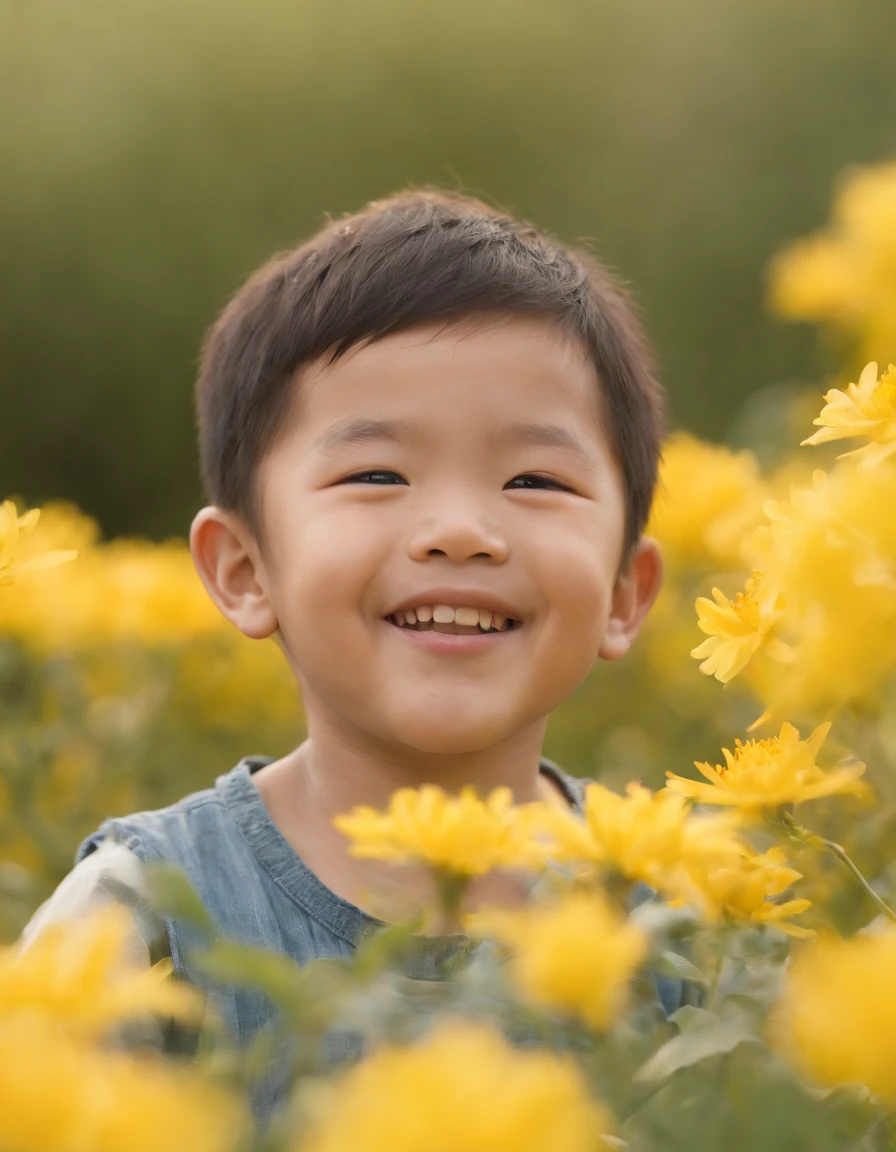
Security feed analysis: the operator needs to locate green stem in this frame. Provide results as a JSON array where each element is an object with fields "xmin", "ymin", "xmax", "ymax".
[
  {"xmin": 781, "ymin": 811, "xmax": 896, "ymax": 926},
  {"xmin": 706, "ymin": 951, "xmax": 723, "ymax": 1009},
  {"xmin": 433, "ymin": 871, "xmax": 471, "ymax": 931},
  {"xmin": 820, "ymin": 837, "xmax": 896, "ymax": 925}
]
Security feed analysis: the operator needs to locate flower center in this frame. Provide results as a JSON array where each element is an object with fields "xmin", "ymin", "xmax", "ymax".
[
  {"xmin": 731, "ymin": 591, "xmax": 760, "ymax": 628},
  {"xmin": 875, "ymin": 365, "xmax": 896, "ymax": 411},
  {"xmin": 723, "ymin": 736, "xmax": 781, "ymax": 775}
]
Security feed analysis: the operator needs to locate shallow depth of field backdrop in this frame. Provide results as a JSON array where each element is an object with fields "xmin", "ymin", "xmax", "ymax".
[{"xmin": 2, "ymin": 0, "xmax": 896, "ymax": 940}]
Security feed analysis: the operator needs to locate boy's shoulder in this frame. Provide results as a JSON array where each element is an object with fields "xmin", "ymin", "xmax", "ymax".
[
  {"xmin": 18, "ymin": 839, "xmax": 151, "ymax": 959},
  {"xmin": 75, "ymin": 754, "xmax": 272, "ymax": 867}
]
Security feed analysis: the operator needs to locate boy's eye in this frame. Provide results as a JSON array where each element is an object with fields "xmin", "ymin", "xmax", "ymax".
[
  {"xmin": 505, "ymin": 474, "xmax": 570, "ymax": 492},
  {"xmin": 338, "ymin": 471, "xmax": 570, "ymax": 490},
  {"xmin": 340, "ymin": 470, "xmax": 409, "ymax": 485}
]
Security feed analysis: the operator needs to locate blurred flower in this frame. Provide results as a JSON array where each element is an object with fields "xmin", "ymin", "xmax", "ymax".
[
  {"xmin": 332, "ymin": 785, "xmax": 550, "ymax": 878},
  {"xmin": 646, "ymin": 432, "xmax": 766, "ymax": 569},
  {"xmin": 742, "ymin": 465, "xmax": 896, "ymax": 718},
  {"xmin": 535, "ymin": 781, "xmax": 744, "ymax": 899},
  {"xmin": 768, "ymin": 160, "xmax": 896, "ymax": 370},
  {"xmin": 0, "ymin": 499, "xmax": 77, "ymax": 585},
  {"xmin": 686, "ymin": 847, "xmax": 814, "ymax": 938},
  {"xmin": 294, "ymin": 1019, "xmax": 613, "ymax": 1152},
  {"xmin": 757, "ymin": 464, "xmax": 896, "ymax": 593},
  {"xmin": 0, "ymin": 1015, "xmax": 247, "ymax": 1152},
  {"xmin": 768, "ymin": 232, "xmax": 859, "ymax": 330},
  {"xmin": 801, "ymin": 361, "xmax": 896, "ymax": 468},
  {"xmin": 464, "ymin": 888, "xmax": 648, "ymax": 1030},
  {"xmin": 0, "ymin": 498, "xmax": 299, "ymax": 728},
  {"xmin": 665, "ymin": 721, "xmax": 866, "ymax": 812},
  {"xmin": 772, "ymin": 930, "xmax": 896, "ymax": 1103},
  {"xmin": 691, "ymin": 570, "xmax": 790, "ymax": 683},
  {"xmin": 4, "ymin": 903, "xmax": 203, "ymax": 1041},
  {"xmin": 172, "ymin": 631, "xmax": 299, "ymax": 730},
  {"xmin": 0, "ymin": 504, "xmax": 222, "ymax": 651}
]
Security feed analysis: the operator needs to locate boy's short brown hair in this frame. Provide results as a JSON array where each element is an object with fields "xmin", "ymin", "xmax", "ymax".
[{"xmin": 195, "ymin": 189, "xmax": 666, "ymax": 561}]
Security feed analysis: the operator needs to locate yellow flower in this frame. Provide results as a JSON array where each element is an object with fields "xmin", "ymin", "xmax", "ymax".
[
  {"xmin": 0, "ymin": 499, "xmax": 77, "ymax": 585},
  {"xmin": 535, "ymin": 781, "xmax": 744, "ymax": 897},
  {"xmin": 332, "ymin": 785, "xmax": 550, "ymax": 877},
  {"xmin": 767, "ymin": 160, "xmax": 896, "ymax": 369},
  {"xmin": 463, "ymin": 889, "xmax": 648, "ymax": 1030},
  {"xmin": 646, "ymin": 432, "xmax": 766, "ymax": 569},
  {"xmin": 767, "ymin": 232, "xmax": 857, "ymax": 325},
  {"xmin": 665, "ymin": 721, "xmax": 867, "ymax": 812},
  {"xmin": 771, "ymin": 930, "xmax": 896, "ymax": 1103},
  {"xmin": 0, "ymin": 1015, "xmax": 248, "ymax": 1152},
  {"xmin": 3, "ymin": 904, "xmax": 204, "ymax": 1040},
  {"xmin": 0, "ymin": 506, "xmax": 221, "ymax": 651},
  {"xmin": 691, "ymin": 570, "xmax": 790, "ymax": 683},
  {"xmin": 802, "ymin": 361, "xmax": 896, "ymax": 469},
  {"xmin": 741, "ymin": 465, "xmax": 896, "ymax": 718},
  {"xmin": 687, "ymin": 847, "xmax": 814, "ymax": 938},
  {"xmin": 294, "ymin": 1019, "xmax": 614, "ymax": 1152}
]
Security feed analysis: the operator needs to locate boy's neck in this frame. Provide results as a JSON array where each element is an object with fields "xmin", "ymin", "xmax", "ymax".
[
  {"xmin": 251, "ymin": 719, "xmax": 565, "ymax": 931},
  {"xmin": 296, "ymin": 712, "xmax": 555, "ymax": 805}
]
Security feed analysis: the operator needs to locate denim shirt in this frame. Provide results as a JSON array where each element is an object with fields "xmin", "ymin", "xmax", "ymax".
[{"xmin": 75, "ymin": 755, "xmax": 686, "ymax": 1128}]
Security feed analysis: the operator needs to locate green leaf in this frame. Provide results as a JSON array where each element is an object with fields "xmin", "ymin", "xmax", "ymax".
[
  {"xmin": 629, "ymin": 901, "xmax": 700, "ymax": 940},
  {"xmin": 191, "ymin": 939, "xmax": 306, "ymax": 1005},
  {"xmin": 653, "ymin": 950, "xmax": 705, "ymax": 984},
  {"xmin": 141, "ymin": 861, "xmax": 217, "ymax": 936},
  {"xmin": 634, "ymin": 1013, "xmax": 756, "ymax": 1081},
  {"xmin": 191, "ymin": 939, "xmax": 352, "ymax": 1029},
  {"xmin": 668, "ymin": 1005, "xmax": 719, "ymax": 1033},
  {"xmin": 625, "ymin": 1044, "xmax": 876, "ymax": 1152},
  {"xmin": 352, "ymin": 915, "xmax": 426, "ymax": 982}
]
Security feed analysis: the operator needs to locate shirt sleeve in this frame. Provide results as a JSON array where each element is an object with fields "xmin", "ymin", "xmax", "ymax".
[
  {"xmin": 17, "ymin": 840, "xmax": 153, "ymax": 966},
  {"xmin": 16, "ymin": 840, "xmax": 169, "ymax": 1052}
]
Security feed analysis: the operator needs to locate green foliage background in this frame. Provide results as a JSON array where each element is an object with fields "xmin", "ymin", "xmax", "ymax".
[{"xmin": 2, "ymin": 0, "xmax": 894, "ymax": 540}]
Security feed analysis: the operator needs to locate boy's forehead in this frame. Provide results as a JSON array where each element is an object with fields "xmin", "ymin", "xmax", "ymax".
[{"xmin": 296, "ymin": 313, "xmax": 605, "ymax": 429}]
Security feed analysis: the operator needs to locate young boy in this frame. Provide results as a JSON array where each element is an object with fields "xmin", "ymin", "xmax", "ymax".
[{"xmin": 19, "ymin": 189, "xmax": 666, "ymax": 1118}]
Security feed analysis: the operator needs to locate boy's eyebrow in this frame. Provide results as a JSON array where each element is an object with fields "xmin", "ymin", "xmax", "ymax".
[
  {"xmin": 497, "ymin": 423, "xmax": 603, "ymax": 474},
  {"xmin": 312, "ymin": 417, "xmax": 415, "ymax": 453},
  {"xmin": 312, "ymin": 416, "xmax": 601, "ymax": 472}
]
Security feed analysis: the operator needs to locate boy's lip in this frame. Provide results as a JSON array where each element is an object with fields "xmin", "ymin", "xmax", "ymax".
[{"xmin": 384, "ymin": 587, "xmax": 523, "ymax": 622}]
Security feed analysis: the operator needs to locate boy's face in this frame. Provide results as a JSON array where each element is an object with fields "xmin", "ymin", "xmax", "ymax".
[{"xmin": 198, "ymin": 314, "xmax": 661, "ymax": 755}]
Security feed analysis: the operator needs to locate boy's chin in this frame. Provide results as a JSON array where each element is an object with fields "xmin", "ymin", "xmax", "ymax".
[{"xmin": 389, "ymin": 711, "xmax": 519, "ymax": 757}]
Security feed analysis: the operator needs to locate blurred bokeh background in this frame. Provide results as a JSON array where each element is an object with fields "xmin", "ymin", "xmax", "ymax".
[
  {"xmin": 3, "ymin": 0, "xmax": 894, "ymax": 539},
  {"xmin": 3, "ymin": 0, "xmax": 896, "ymax": 940}
]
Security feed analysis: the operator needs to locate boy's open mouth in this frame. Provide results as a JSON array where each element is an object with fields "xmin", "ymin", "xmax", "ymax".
[{"xmin": 384, "ymin": 605, "xmax": 520, "ymax": 635}]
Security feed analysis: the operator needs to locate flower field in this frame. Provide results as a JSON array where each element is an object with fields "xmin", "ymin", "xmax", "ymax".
[{"xmin": 2, "ymin": 160, "xmax": 896, "ymax": 1150}]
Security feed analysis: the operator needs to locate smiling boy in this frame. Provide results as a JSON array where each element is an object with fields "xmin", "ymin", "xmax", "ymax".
[{"xmin": 18, "ymin": 189, "xmax": 666, "ymax": 1117}]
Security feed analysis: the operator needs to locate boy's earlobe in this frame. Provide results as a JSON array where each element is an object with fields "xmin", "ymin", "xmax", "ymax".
[
  {"xmin": 189, "ymin": 507, "xmax": 279, "ymax": 640},
  {"xmin": 597, "ymin": 536, "xmax": 664, "ymax": 662}
]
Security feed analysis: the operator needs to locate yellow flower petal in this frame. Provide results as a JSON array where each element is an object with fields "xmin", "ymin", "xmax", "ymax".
[
  {"xmin": 0, "ymin": 1016, "xmax": 247, "ymax": 1152},
  {"xmin": 2, "ymin": 904, "xmax": 204, "ymax": 1040},
  {"xmin": 332, "ymin": 784, "xmax": 550, "ymax": 877},
  {"xmin": 295, "ymin": 1019, "xmax": 614, "ymax": 1152},
  {"xmin": 773, "ymin": 931, "xmax": 896, "ymax": 1101},
  {"xmin": 666, "ymin": 721, "xmax": 866, "ymax": 811},
  {"xmin": 0, "ymin": 500, "xmax": 79, "ymax": 585},
  {"xmin": 802, "ymin": 362, "xmax": 896, "ymax": 468},
  {"xmin": 534, "ymin": 781, "xmax": 744, "ymax": 901},
  {"xmin": 683, "ymin": 845, "xmax": 813, "ymax": 936},
  {"xmin": 464, "ymin": 889, "xmax": 647, "ymax": 1031},
  {"xmin": 691, "ymin": 571, "xmax": 786, "ymax": 683}
]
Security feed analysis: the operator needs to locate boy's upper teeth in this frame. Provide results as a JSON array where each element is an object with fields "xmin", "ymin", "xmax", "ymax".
[{"xmin": 394, "ymin": 605, "xmax": 511, "ymax": 629}]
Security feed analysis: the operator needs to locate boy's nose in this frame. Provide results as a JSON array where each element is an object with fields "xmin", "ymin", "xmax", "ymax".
[{"xmin": 407, "ymin": 509, "xmax": 510, "ymax": 565}]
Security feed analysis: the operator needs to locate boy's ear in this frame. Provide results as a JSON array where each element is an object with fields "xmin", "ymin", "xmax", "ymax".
[
  {"xmin": 189, "ymin": 507, "xmax": 279, "ymax": 640},
  {"xmin": 597, "ymin": 536, "xmax": 663, "ymax": 662}
]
